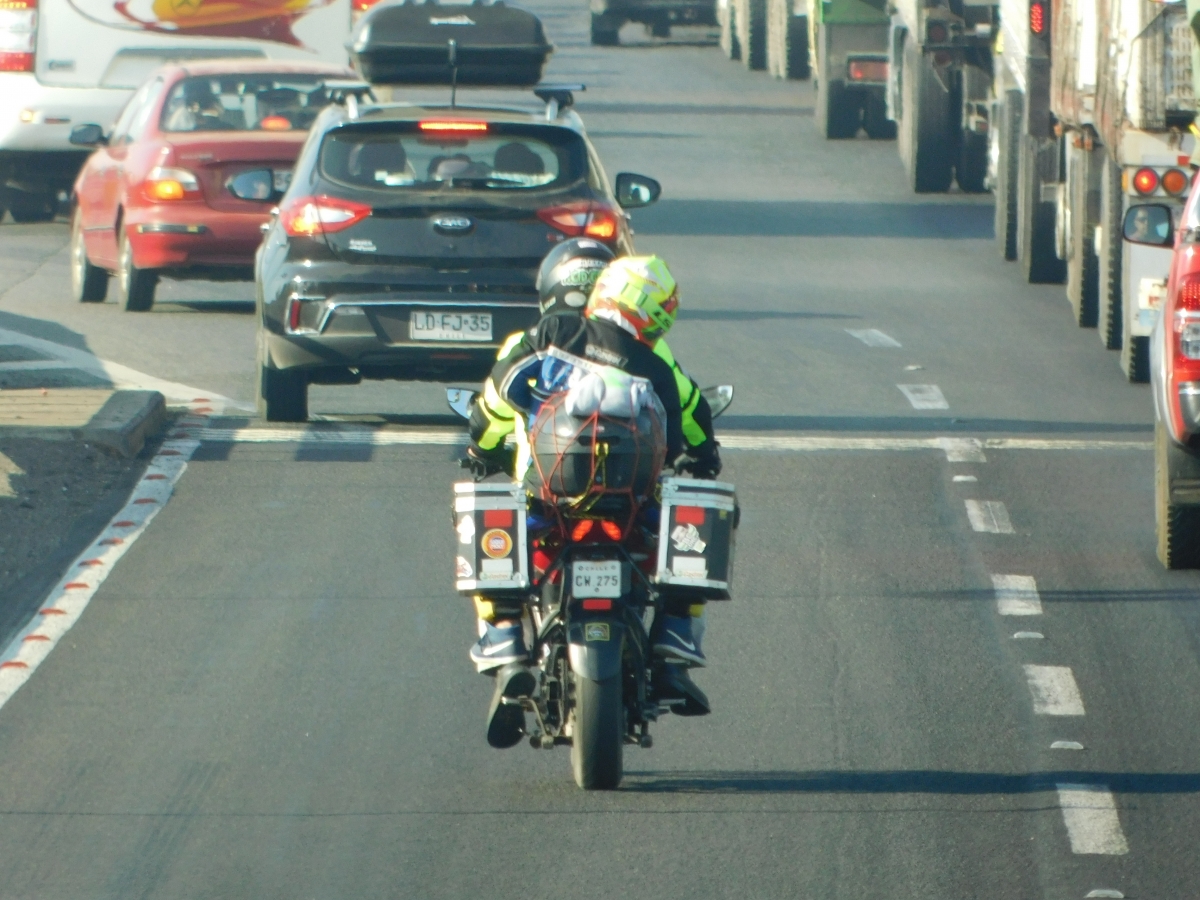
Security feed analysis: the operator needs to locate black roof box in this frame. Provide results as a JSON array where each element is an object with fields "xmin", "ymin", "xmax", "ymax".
[{"xmin": 349, "ymin": 0, "xmax": 553, "ymax": 87}]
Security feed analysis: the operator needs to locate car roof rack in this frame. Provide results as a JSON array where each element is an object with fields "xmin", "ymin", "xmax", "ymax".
[
  {"xmin": 534, "ymin": 83, "xmax": 584, "ymax": 120},
  {"xmin": 323, "ymin": 79, "xmax": 376, "ymax": 118}
]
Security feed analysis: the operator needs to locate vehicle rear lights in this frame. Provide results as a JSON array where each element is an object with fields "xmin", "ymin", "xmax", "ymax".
[
  {"xmin": 142, "ymin": 166, "xmax": 200, "ymax": 202},
  {"xmin": 581, "ymin": 599, "xmax": 613, "ymax": 610},
  {"xmin": 0, "ymin": 0, "xmax": 36, "ymax": 73},
  {"xmin": 675, "ymin": 505, "xmax": 706, "ymax": 525},
  {"xmin": 1163, "ymin": 168, "xmax": 1190, "ymax": 196},
  {"xmin": 1029, "ymin": 1, "xmax": 1045, "ymax": 35},
  {"xmin": 537, "ymin": 201, "xmax": 620, "ymax": 242},
  {"xmin": 351, "ymin": 0, "xmax": 380, "ymax": 9},
  {"xmin": 280, "ymin": 195, "xmax": 372, "ymax": 236},
  {"xmin": 1132, "ymin": 167, "xmax": 1159, "ymax": 196},
  {"xmin": 571, "ymin": 519, "xmax": 594, "ymax": 541},
  {"xmin": 847, "ymin": 59, "xmax": 888, "ymax": 82},
  {"xmin": 600, "ymin": 520, "xmax": 622, "ymax": 540},
  {"xmin": 1178, "ymin": 274, "xmax": 1200, "ymax": 312},
  {"xmin": 418, "ymin": 120, "xmax": 489, "ymax": 133},
  {"xmin": 926, "ymin": 22, "xmax": 948, "ymax": 43},
  {"xmin": 259, "ymin": 115, "xmax": 291, "ymax": 131},
  {"xmin": 288, "ymin": 297, "xmax": 303, "ymax": 331},
  {"xmin": 483, "ymin": 509, "xmax": 514, "ymax": 527},
  {"xmin": 1182, "ymin": 323, "xmax": 1200, "ymax": 360}
]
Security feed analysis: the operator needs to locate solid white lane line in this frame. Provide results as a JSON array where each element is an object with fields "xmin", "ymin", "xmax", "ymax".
[
  {"xmin": 198, "ymin": 426, "xmax": 463, "ymax": 446},
  {"xmin": 1024, "ymin": 665, "xmax": 1086, "ymax": 715},
  {"xmin": 992, "ymin": 574, "xmax": 1043, "ymax": 615},
  {"xmin": 1013, "ymin": 631, "xmax": 1044, "ymax": 640},
  {"xmin": 1085, "ymin": 891, "xmax": 1125, "ymax": 898},
  {"xmin": 952, "ymin": 474, "xmax": 977, "ymax": 482},
  {"xmin": 1056, "ymin": 784, "xmax": 1129, "ymax": 855},
  {"xmin": 984, "ymin": 438, "xmax": 1149, "ymax": 451},
  {"xmin": 0, "ymin": 360, "xmax": 77, "ymax": 372},
  {"xmin": 846, "ymin": 328, "xmax": 902, "ymax": 348},
  {"xmin": 897, "ymin": 384, "xmax": 949, "ymax": 410},
  {"xmin": 937, "ymin": 437, "xmax": 986, "ymax": 462},
  {"xmin": 965, "ymin": 500, "xmax": 1014, "ymax": 533},
  {"xmin": 1051, "ymin": 741, "xmax": 1084, "ymax": 750}
]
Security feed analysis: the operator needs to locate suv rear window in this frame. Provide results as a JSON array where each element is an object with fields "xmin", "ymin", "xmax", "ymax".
[
  {"xmin": 319, "ymin": 122, "xmax": 587, "ymax": 192},
  {"xmin": 161, "ymin": 74, "xmax": 336, "ymax": 133}
]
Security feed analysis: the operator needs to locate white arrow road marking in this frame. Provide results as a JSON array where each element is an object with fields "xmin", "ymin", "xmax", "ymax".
[
  {"xmin": 846, "ymin": 328, "xmax": 902, "ymax": 348},
  {"xmin": 965, "ymin": 500, "xmax": 1014, "ymax": 533},
  {"xmin": 1056, "ymin": 785, "xmax": 1130, "ymax": 855},
  {"xmin": 993, "ymin": 574, "xmax": 1042, "ymax": 615},
  {"xmin": 1024, "ymin": 665, "xmax": 1086, "ymax": 715},
  {"xmin": 897, "ymin": 384, "xmax": 948, "ymax": 409}
]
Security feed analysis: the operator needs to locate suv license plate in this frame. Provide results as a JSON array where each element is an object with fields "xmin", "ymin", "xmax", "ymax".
[
  {"xmin": 410, "ymin": 311, "xmax": 493, "ymax": 342},
  {"xmin": 572, "ymin": 560, "xmax": 622, "ymax": 598}
]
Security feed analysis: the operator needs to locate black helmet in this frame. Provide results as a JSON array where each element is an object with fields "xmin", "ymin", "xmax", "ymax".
[{"xmin": 535, "ymin": 238, "xmax": 616, "ymax": 315}]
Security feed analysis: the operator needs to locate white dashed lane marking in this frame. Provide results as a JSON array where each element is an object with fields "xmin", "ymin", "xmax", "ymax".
[
  {"xmin": 1024, "ymin": 665, "xmax": 1086, "ymax": 716},
  {"xmin": 845, "ymin": 328, "xmax": 902, "ymax": 348},
  {"xmin": 965, "ymin": 500, "xmax": 1014, "ymax": 533},
  {"xmin": 1056, "ymin": 785, "xmax": 1130, "ymax": 855},
  {"xmin": 992, "ymin": 574, "xmax": 1043, "ymax": 615},
  {"xmin": 897, "ymin": 384, "xmax": 949, "ymax": 410}
]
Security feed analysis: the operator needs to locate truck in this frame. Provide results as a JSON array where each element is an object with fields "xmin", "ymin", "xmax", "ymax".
[
  {"xmin": 883, "ymin": 0, "xmax": 997, "ymax": 192},
  {"xmin": 994, "ymin": 0, "xmax": 1196, "ymax": 383},
  {"xmin": 0, "ymin": 0, "xmax": 354, "ymax": 222}
]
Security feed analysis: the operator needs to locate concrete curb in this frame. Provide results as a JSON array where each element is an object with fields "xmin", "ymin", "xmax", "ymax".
[{"xmin": 78, "ymin": 391, "xmax": 167, "ymax": 458}]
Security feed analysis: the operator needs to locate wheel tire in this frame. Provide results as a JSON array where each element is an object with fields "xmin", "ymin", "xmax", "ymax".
[
  {"xmin": 8, "ymin": 191, "xmax": 56, "ymax": 223},
  {"xmin": 647, "ymin": 16, "xmax": 670, "ymax": 37},
  {"xmin": 956, "ymin": 129, "xmax": 988, "ymax": 193},
  {"xmin": 1156, "ymin": 420, "xmax": 1200, "ymax": 569},
  {"xmin": 719, "ymin": 0, "xmax": 740, "ymax": 59},
  {"xmin": 898, "ymin": 38, "xmax": 952, "ymax": 192},
  {"xmin": 69, "ymin": 207, "xmax": 108, "ymax": 303},
  {"xmin": 816, "ymin": 25, "xmax": 860, "ymax": 139},
  {"xmin": 116, "ymin": 228, "xmax": 158, "ymax": 312},
  {"xmin": 1097, "ymin": 154, "xmax": 1124, "ymax": 349},
  {"xmin": 735, "ymin": 0, "xmax": 767, "ymax": 70},
  {"xmin": 590, "ymin": 13, "xmax": 621, "ymax": 45},
  {"xmin": 571, "ymin": 672, "xmax": 624, "ymax": 790},
  {"xmin": 1016, "ymin": 133, "xmax": 1066, "ymax": 284},
  {"xmin": 256, "ymin": 332, "xmax": 308, "ymax": 422},
  {"xmin": 767, "ymin": 0, "xmax": 808, "ymax": 79},
  {"xmin": 1065, "ymin": 144, "xmax": 1100, "ymax": 328},
  {"xmin": 863, "ymin": 92, "xmax": 897, "ymax": 140},
  {"xmin": 994, "ymin": 90, "xmax": 1020, "ymax": 261},
  {"xmin": 1120, "ymin": 289, "xmax": 1151, "ymax": 381}
]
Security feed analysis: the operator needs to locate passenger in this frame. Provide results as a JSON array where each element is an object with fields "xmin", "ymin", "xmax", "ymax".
[
  {"xmin": 492, "ymin": 142, "xmax": 544, "ymax": 175},
  {"xmin": 163, "ymin": 80, "xmax": 224, "ymax": 132}
]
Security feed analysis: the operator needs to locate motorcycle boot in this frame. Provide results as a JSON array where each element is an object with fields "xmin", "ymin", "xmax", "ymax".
[
  {"xmin": 470, "ymin": 620, "xmax": 529, "ymax": 673},
  {"xmin": 486, "ymin": 663, "xmax": 537, "ymax": 748},
  {"xmin": 654, "ymin": 663, "xmax": 711, "ymax": 716},
  {"xmin": 653, "ymin": 612, "xmax": 706, "ymax": 667}
]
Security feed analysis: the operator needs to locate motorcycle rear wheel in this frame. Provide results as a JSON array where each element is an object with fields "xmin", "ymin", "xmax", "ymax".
[{"xmin": 571, "ymin": 673, "xmax": 624, "ymax": 790}]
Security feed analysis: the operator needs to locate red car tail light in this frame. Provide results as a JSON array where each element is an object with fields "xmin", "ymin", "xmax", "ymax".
[
  {"xmin": 537, "ymin": 201, "xmax": 620, "ymax": 242},
  {"xmin": 142, "ymin": 166, "xmax": 201, "ymax": 202},
  {"xmin": 0, "ymin": 0, "xmax": 36, "ymax": 73},
  {"xmin": 280, "ymin": 195, "xmax": 371, "ymax": 236},
  {"xmin": 1133, "ymin": 167, "xmax": 1159, "ymax": 196}
]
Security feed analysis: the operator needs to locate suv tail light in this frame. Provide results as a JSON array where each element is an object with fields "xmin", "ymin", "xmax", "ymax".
[
  {"xmin": 537, "ymin": 201, "xmax": 620, "ymax": 242},
  {"xmin": 280, "ymin": 195, "xmax": 372, "ymax": 236},
  {"xmin": 0, "ymin": 0, "xmax": 37, "ymax": 73},
  {"xmin": 142, "ymin": 166, "xmax": 200, "ymax": 202}
]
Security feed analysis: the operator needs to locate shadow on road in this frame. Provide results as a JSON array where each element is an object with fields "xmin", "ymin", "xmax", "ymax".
[
  {"xmin": 678, "ymin": 309, "xmax": 860, "ymax": 321},
  {"xmin": 632, "ymin": 199, "xmax": 993, "ymax": 239},
  {"xmin": 719, "ymin": 414, "xmax": 1151, "ymax": 434},
  {"xmin": 625, "ymin": 769, "xmax": 1200, "ymax": 794},
  {"xmin": 0, "ymin": 309, "xmax": 96, "ymax": 354}
]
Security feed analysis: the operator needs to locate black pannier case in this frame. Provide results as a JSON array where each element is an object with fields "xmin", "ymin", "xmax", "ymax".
[{"xmin": 349, "ymin": 0, "xmax": 552, "ymax": 87}]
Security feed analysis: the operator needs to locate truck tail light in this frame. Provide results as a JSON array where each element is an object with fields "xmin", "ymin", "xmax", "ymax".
[
  {"xmin": 142, "ymin": 166, "xmax": 201, "ymax": 202},
  {"xmin": 0, "ymin": 0, "xmax": 37, "ymax": 73},
  {"xmin": 847, "ymin": 58, "xmax": 888, "ymax": 82},
  {"xmin": 1133, "ymin": 167, "xmax": 1160, "ymax": 196},
  {"xmin": 280, "ymin": 195, "xmax": 371, "ymax": 236},
  {"xmin": 537, "ymin": 201, "xmax": 620, "ymax": 242},
  {"xmin": 1163, "ymin": 168, "xmax": 1189, "ymax": 196},
  {"xmin": 1029, "ymin": 1, "xmax": 1045, "ymax": 35}
]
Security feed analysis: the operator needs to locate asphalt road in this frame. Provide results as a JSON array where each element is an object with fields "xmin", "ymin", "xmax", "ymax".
[{"xmin": 1, "ymin": 2, "xmax": 1197, "ymax": 897}]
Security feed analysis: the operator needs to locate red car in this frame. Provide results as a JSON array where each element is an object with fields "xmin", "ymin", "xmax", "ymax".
[{"xmin": 67, "ymin": 59, "xmax": 355, "ymax": 311}]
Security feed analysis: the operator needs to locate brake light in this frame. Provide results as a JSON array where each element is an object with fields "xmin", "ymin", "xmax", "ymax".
[
  {"xmin": 1029, "ymin": 1, "xmax": 1045, "ymax": 35},
  {"xmin": 1163, "ymin": 168, "xmax": 1190, "ymax": 196},
  {"xmin": 1178, "ymin": 274, "xmax": 1200, "ymax": 313},
  {"xmin": 582, "ymin": 599, "xmax": 613, "ymax": 611},
  {"xmin": 537, "ymin": 201, "xmax": 620, "ymax": 242},
  {"xmin": 142, "ymin": 166, "xmax": 200, "ymax": 202},
  {"xmin": 351, "ymin": 0, "xmax": 380, "ymax": 9},
  {"xmin": 1133, "ymin": 167, "xmax": 1159, "ymax": 196},
  {"xmin": 571, "ymin": 520, "xmax": 594, "ymax": 541},
  {"xmin": 280, "ymin": 195, "xmax": 371, "ymax": 236},
  {"xmin": 600, "ymin": 520, "xmax": 622, "ymax": 540},
  {"xmin": 0, "ymin": 0, "xmax": 36, "ymax": 73},
  {"xmin": 288, "ymin": 297, "xmax": 302, "ymax": 330},
  {"xmin": 419, "ymin": 120, "xmax": 489, "ymax": 133}
]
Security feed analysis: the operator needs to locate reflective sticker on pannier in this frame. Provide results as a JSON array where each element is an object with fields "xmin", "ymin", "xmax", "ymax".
[
  {"xmin": 480, "ymin": 558, "xmax": 514, "ymax": 578},
  {"xmin": 672, "ymin": 556, "xmax": 707, "ymax": 578},
  {"xmin": 481, "ymin": 529, "xmax": 513, "ymax": 559},
  {"xmin": 457, "ymin": 514, "xmax": 475, "ymax": 544},
  {"xmin": 585, "ymin": 622, "xmax": 610, "ymax": 642},
  {"xmin": 456, "ymin": 556, "xmax": 473, "ymax": 579},
  {"xmin": 671, "ymin": 523, "xmax": 707, "ymax": 553}
]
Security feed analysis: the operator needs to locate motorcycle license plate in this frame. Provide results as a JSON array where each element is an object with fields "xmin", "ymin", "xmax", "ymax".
[
  {"xmin": 410, "ymin": 311, "xmax": 493, "ymax": 342},
  {"xmin": 572, "ymin": 560, "xmax": 622, "ymax": 598}
]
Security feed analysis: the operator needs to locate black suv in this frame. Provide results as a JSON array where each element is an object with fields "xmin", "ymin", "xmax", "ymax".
[{"xmin": 254, "ymin": 90, "xmax": 661, "ymax": 421}]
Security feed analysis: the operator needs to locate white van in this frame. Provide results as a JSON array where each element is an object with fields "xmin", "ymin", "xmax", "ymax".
[{"xmin": 0, "ymin": 0, "xmax": 357, "ymax": 221}]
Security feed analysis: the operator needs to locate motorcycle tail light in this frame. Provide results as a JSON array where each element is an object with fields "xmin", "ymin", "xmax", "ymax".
[
  {"xmin": 538, "ymin": 201, "xmax": 620, "ymax": 242},
  {"xmin": 1133, "ymin": 167, "xmax": 1159, "ymax": 196},
  {"xmin": 582, "ymin": 598, "xmax": 613, "ymax": 610},
  {"xmin": 571, "ymin": 519, "xmax": 594, "ymax": 541},
  {"xmin": 600, "ymin": 520, "xmax": 622, "ymax": 540},
  {"xmin": 281, "ymin": 195, "xmax": 371, "ymax": 236},
  {"xmin": 143, "ymin": 166, "xmax": 200, "ymax": 202}
]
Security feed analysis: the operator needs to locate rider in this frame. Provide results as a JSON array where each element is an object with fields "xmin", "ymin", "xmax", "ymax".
[{"xmin": 470, "ymin": 255, "xmax": 721, "ymax": 745}]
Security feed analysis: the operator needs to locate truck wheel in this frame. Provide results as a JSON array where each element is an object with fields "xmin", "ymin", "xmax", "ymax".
[
  {"xmin": 994, "ymin": 90, "xmax": 1021, "ymax": 261},
  {"xmin": 590, "ymin": 13, "xmax": 621, "ymax": 45},
  {"xmin": 1120, "ymin": 301, "xmax": 1151, "ymax": 382},
  {"xmin": 116, "ymin": 228, "xmax": 158, "ymax": 312},
  {"xmin": 647, "ymin": 16, "xmax": 670, "ymax": 37},
  {"xmin": 1156, "ymin": 420, "xmax": 1200, "ymax": 569},
  {"xmin": 1065, "ymin": 143, "xmax": 1100, "ymax": 328},
  {"xmin": 863, "ymin": 92, "xmax": 896, "ymax": 140},
  {"xmin": 1097, "ymin": 153, "xmax": 1123, "ymax": 349},
  {"xmin": 956, "ymin": 130, "xmax": 988, "ymax": 193},
  {"xmin": 767, "ymin": 0, "xmax": 808, "ymax": 79},
  {"xmin": 8, "ymin": 191, "xmax": 56, "ymax": 223},
  {"xmin": 256, "ymin": 332, "xmax": 309, "ymax": 422},
  {"xmin": 1016, "ymin": 133, "xmax": 1066, "ymax": 284},
  {"xmin": 898, "ymin": 38, "xmax": 952, "ymax": 192},
  {"xmin": 70, "ymin": 207, "xmax": 108, "ymax": 303},
  {"xmin": 736, "ymin": 0, "xmax": 767, "ymax": 70},
  {"xmin": 719, "ymin": 0, "xmax": 740, "ymax": 59},
  {"xmin": 816, "ymin": 24, "xmax": 860, "ymax": 138}
]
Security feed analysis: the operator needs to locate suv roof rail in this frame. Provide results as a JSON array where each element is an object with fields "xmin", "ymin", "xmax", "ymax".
[
  {"xmin": 534, "ymin": 83, "xmax": 584, "ymax": 120},
  {"xmin": 324, "ymin": 79, "xmax": 376, "ymax": 118}
]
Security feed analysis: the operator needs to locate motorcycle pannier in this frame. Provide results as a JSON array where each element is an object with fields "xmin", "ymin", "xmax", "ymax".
[
  {"xmin": 349, "ymin": 0, "xmax": 553, "ymax": 87},
  {"xmin": 653, "ymin": 477, "xmax": 737, "ymax": 600},
  {"xmin": 453, "ymin": 481, "xmax": 530, "ymax": 593}
]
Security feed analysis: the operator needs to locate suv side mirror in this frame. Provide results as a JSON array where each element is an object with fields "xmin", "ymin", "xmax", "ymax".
[
  {"xmin": 69, "ymin": 123, "xmax": 107, "ymax": 147},
  {"xmin": 614, "ymin": 173, "xmax": 661, "ymax": 209},
  {"xmin": 1123, "ymin": 204, "xmax": 1174, "ymax": 248}
]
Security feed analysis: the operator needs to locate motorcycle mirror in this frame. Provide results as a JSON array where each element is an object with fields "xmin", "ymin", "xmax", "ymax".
[
  {"xmin": 446, "ymin": 387, "xmax": 477, "ymax": 420},
  {"xmin": 702, "ymin": 384, "xmax": 734, "ymax": 418}
]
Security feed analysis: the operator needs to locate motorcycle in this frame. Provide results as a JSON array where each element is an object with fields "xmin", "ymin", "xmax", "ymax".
[{"xmin": 449, "ymin": 382, "xmax": 735, "ymax": 790}]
